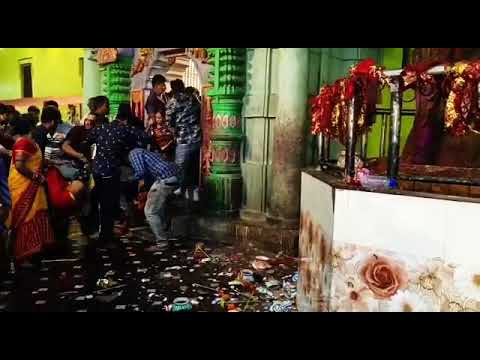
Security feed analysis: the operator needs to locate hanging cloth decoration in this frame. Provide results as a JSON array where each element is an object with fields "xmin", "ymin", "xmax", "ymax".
[{"xmin": 400, "ymin": 61, "xmax": 444, "ymax": 165}]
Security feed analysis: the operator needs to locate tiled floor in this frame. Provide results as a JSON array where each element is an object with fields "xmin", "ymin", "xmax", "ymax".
[{"xmin": 0, "ymin": 226, "xmax": 298, "ymax": 312}]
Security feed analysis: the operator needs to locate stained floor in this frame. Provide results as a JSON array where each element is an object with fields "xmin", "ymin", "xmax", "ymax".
[{"xmin": 0, "ymin": 225, "xmax": 298, "ymax": 312}]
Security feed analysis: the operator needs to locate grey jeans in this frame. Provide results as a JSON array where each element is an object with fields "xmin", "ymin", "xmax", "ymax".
[{"xmin": 144, "ymin": 177, "xmax": 178, "ymax": 242}]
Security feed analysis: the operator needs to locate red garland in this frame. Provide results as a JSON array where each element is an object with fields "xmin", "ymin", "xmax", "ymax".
[
  {"xmin": 444, "ymin": 60, "xmax": 480, "ymax": 136},
  {"xmin": 310, "ymin": 84, "xmax": 334, "ymax": 136},
  {"xmin": 311, "ymin": 59, "xmax": 385, "ymax": 143}
]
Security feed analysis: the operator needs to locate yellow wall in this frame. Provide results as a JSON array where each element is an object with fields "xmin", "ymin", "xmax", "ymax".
[{"xmin": 0, "ymin": 48, "xmax": 84, "ymax": 100}]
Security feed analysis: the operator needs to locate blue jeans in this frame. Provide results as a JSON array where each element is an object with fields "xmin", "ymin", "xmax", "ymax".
[
  {"xmin": 144, "ymin": 177, "xmax": 178, "ymax": 242},
  {"xmin": 175, "ymin": 141, "xmax": 201, "ymax": 189}
]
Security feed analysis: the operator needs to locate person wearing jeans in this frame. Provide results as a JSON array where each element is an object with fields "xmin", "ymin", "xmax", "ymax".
[
  {"xmin": 86, "ymin": 96, "xmax": 150, "ymax": 249},
  {"xmin": 128, "ymin": 148, "xmax": 179, "ymax": 249},
  {"xmin": 165, "ymin": 80, "xmax": 202, "ymax": 203}
]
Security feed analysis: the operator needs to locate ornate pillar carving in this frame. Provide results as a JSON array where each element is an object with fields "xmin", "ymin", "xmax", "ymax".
[
  {"xmin": 206, "ymin": 48, "xmax": 246, "ymax": 214},
  {"xmin": 100, "ymin": 55, "xmax": 133, "ymax": 119}
]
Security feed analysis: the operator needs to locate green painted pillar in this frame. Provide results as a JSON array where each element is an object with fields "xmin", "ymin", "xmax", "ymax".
[
  {"xmin": 268, "ymin": 48, "xmax": 309, "ymax": 225},
  {"xmin": 206, "ymin": 48, "xmax": 246, "ymax": 214},
  {"xmin": 101, "ymin": 57, "xmax": 133, "ymax": 119},
  {"xmin": 83, "ymin": 49, "xmax": 101, "ymax": 114}
]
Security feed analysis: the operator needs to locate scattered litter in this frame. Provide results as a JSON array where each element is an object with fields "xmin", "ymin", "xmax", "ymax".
[
  {"xmin": 165, "ymin": 266, "xmax": 182, "ymax": 271},
  {"xmin": 157, "ymin": 272, "xmax": 172, "ymax": 279},
  {"xmin": 265, "ymin": 279, "xmax": 281, "ymax": 289},
  {"xmin": 96, "ymin": 278, "xmax": 118, "ymax": 289},
  {"xmin": 42, "ymin": 258, "xmax": 78, "ymax": 263},
  {"xmin": 240, "ymin": 270, "xmax": 254, "ymax": 283},
  {"xmin": 95, "ymin": 291, "xmax": 123, "ymax": 303},
  {"xmin": 171, "ymin": 297, "xmax": 192, "ymax": 312},
  {"xmin": 251, "ymin": 260, "xmax": 272, "ymax": 271},
  {"xmin": 269, "ymin": 301, "xmax": 293, "ymax": 312},
  {"xmin": 256, "ymin": 256, "xmax": 270, "ymax": 261},
  {"xmin": 228, "ymin": 280, "xmax": 243, "ymax": 286},
  {"xmin": 291, "ymin": 272, "xmax": 298, "ymax": 283}
]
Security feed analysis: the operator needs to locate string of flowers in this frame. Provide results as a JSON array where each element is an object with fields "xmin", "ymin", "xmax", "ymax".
[
  {"xmin": 444, "ymin": 61, "xmax": 480, "ymax": 136},
  {"xmin": 311, "ymin": 59, "xmax": 388, "ymax": 144}
]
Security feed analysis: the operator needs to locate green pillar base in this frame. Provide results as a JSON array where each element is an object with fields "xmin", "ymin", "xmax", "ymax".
[{"xmin": 206, "ymin": 173, "xmax": 242, "ymax": 215}]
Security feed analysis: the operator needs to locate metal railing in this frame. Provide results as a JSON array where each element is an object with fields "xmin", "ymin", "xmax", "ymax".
[{"xmin": 341, "ymin": 64, "xmax": 480, "ymax": 187}]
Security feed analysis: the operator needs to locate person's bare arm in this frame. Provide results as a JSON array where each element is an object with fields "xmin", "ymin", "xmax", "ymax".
[
  {"xmin": 14, "ymin": 158, "xmax": 45, "ymax": 184},
  {"xmin": 62, "ymin": 140, "xmax": 87, "ymax": 162},
  {"xmin": 0, "ymin": 145, "xmax": 11, "ymax": 158}
]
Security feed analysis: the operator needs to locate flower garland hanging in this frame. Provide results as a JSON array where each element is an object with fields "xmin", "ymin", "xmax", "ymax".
[
  {"xmin": 311, "ymin": 59, "xmax": 387, "ymax": 144},
  {"xmin": 346, "ymin": 58, "xmax": 388, "ymax": 134},
  {"xmin": 444, "ymin": 61, "xmax": 480, "ymax": 136}
]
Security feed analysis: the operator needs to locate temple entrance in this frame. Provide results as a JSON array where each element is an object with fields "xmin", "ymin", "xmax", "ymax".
[{"xmin": 130, "ymin": 48, "xmax": 213, "ymax": 193}]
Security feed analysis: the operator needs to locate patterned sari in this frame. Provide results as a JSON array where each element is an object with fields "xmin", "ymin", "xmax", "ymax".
[{"xmin": 8, "ymin": 137, "xmax": 54, "ymax": 260}]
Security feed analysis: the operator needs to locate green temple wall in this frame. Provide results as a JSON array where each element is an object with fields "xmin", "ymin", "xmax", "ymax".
[{"xmin": 241, "ymin": 48, "xmax": 383, "ymax": 217}]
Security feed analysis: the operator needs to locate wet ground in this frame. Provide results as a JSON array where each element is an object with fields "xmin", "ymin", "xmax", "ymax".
[{"xmin": 0, "ymin": 225, "xmax": 298, "ymax": 312}]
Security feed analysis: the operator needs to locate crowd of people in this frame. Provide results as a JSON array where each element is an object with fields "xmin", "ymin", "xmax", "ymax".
[{"xmin": 0, "ymin": 74, "xmax": 202, "ymax": 269}]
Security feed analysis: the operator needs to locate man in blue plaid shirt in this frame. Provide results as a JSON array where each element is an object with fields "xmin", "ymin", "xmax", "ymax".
[{"xmin": 129, "ymin": 148, "xmax": 180, "ymax": 248}]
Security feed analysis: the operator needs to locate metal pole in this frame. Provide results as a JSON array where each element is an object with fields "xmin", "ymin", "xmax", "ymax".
[
  {"xmin": 326, "ymin": 135, "xmax": 331, "ymax": 163},
  {"xmin": 317, "ymin": 134, "xmax": 325, "ymax": 164},
  {"xmin": 384, "ymin": 65, "xmax": 445, "ymax": 78},
  {"xmin": 360, "ymin": 132, "xmax": 368, "ymax": 160},
  {"xmin": 379, "ymin": 113, "xmax": 385, "ymax": 157},
  {"xmin": 344, "ymin": 93, "xmax": 357, "ymax": 183},
  {"xmin": 382, "ymin": 114, "xmax": 389, "ymax": 157},
  {"xmin": 387, "ymin": 78, "xmax": 403, "ymax": 187}
]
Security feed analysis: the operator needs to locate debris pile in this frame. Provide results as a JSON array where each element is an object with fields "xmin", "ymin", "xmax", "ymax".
[{"xmin": 0, "ymin": 228, "xmax": 298, "ymax": 312}]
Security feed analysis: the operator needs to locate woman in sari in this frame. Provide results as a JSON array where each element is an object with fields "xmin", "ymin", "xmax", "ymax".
[{"xmin": 7, "ymin": 115, "xmax": 54, "ymax": 262}]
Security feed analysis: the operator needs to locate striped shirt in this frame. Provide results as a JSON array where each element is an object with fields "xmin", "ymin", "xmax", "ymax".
[
  {"xmin": 128, "ymin": 148, "xmax": 179, "ymax": 182},
  {"xmin": 0, "ymin": 158, "xmax": 11, "ymax": 208},
  {"xmin": 0, "ymin": 158, "xmax": 11, "ymax": 232}
]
